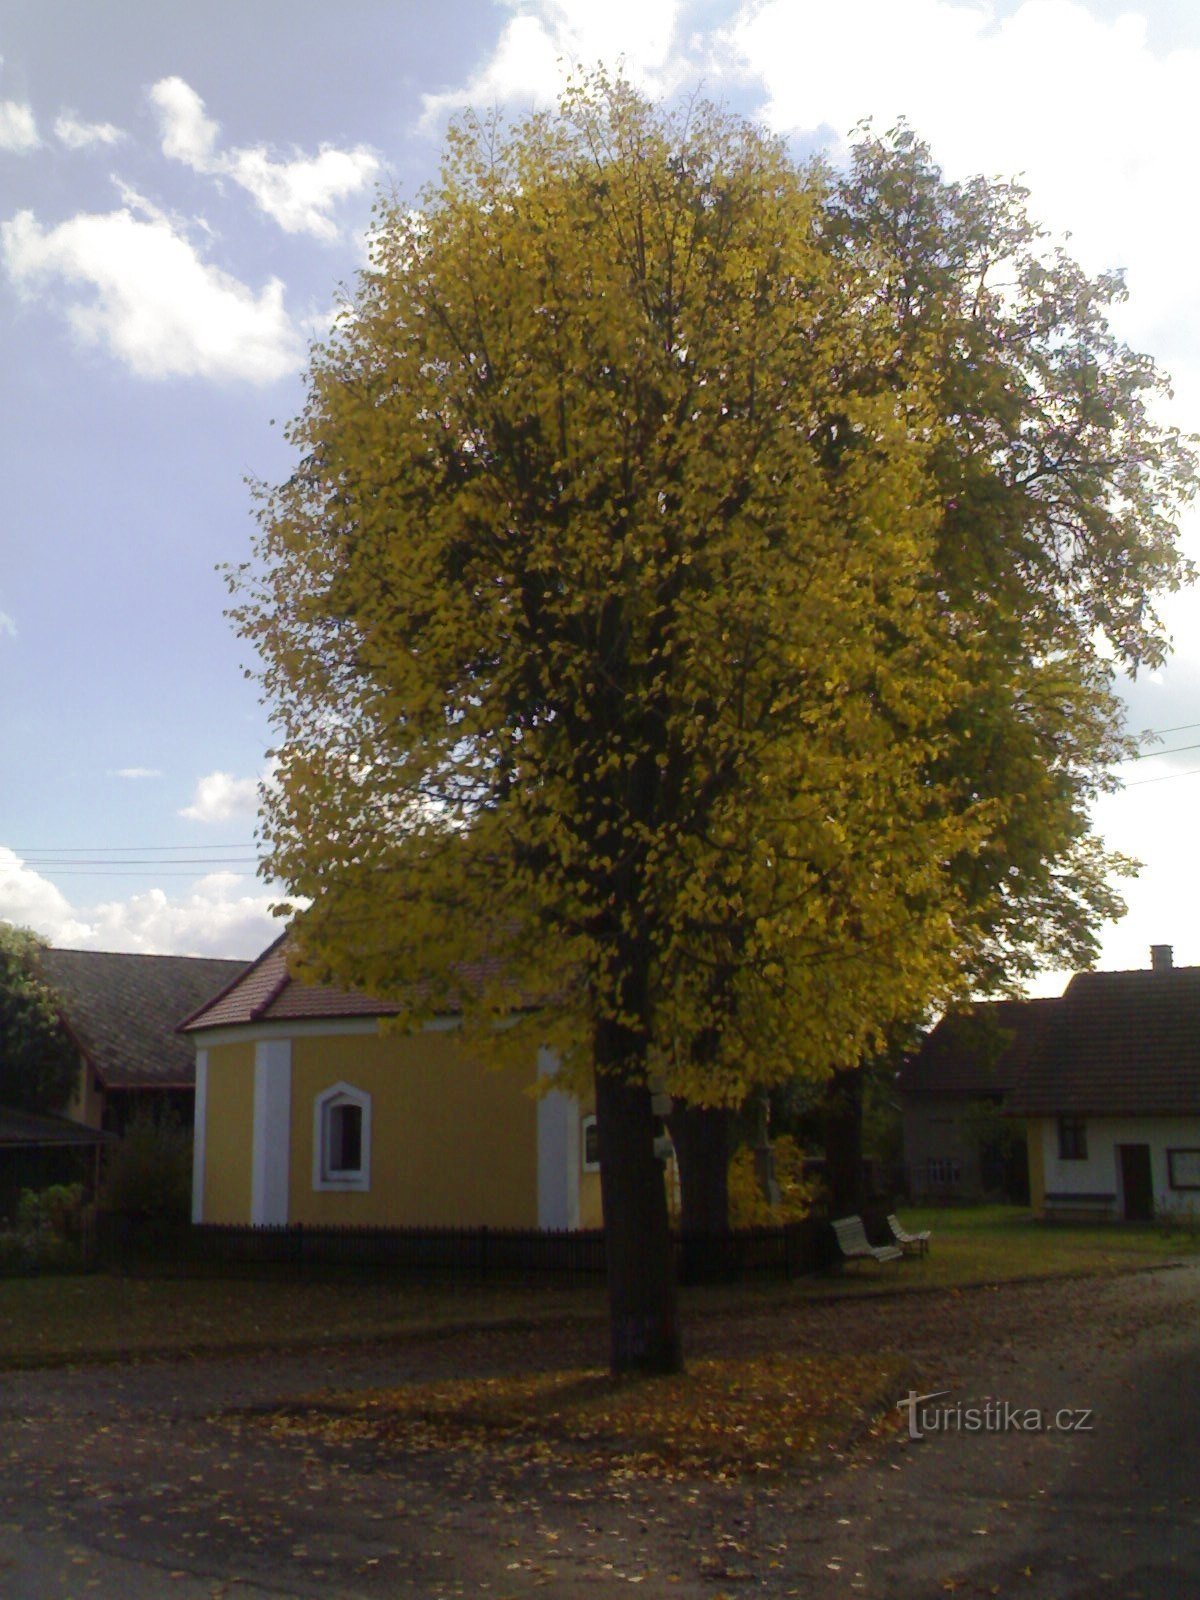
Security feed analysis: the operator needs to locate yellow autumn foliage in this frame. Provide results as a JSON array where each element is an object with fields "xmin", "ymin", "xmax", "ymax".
[
  {"xmin": 234, "ymin": 76, "xmax": 989, "ymax": 1109},
  {"xmin": 727, "ymin": 1137, "xmax": 824, "ymax": 1229}
]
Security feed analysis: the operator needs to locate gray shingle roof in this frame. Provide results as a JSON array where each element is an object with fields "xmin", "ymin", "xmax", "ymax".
[
  {"xmin": 901, "ymin": 963, "xmax": 1200, "ymax": 1120},
  {"xmin": 40, "ymin": 948, "xmax": 247, "ymax": 1090},
  {"xmin": 1006, "ymin": 966, "xmax": 1200, "ymax": 1118},
  {"xmin": 0, "ymin": 1106, "xmax": 113, "ymax": 1148},
  {"xmin": 898, "ymin": 998, "xmax": 1055, "ymax": 1099}
]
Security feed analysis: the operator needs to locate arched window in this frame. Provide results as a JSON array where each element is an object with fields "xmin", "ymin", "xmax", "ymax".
[
  {"xmin": 581, "ymin": 1114, "xmax": 600, "ymax": 1172},
  {"xmin": 313, "ymin": 1083, "xmax": 372, "ymax": 1191}
]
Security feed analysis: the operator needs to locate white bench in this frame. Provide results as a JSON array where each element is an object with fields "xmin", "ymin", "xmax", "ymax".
[
  {"xmin": 886, "ymin": 1213, "xmax": 931, "ymax": 1256},
  {"xmin": 831, "ymin": 1214, "xmax": 902, "ymax": 1265}
]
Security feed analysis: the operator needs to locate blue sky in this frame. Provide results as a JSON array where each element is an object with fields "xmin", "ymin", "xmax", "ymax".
[{"xmin": 3, "ymin": 0, "xmax": 1200, "ymax": 985}]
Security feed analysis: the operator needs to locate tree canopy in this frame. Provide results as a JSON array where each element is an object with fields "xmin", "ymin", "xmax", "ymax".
[
  {"xmin": 827, "ymin": 127, "xmax": 1195, "ymax": 992},
  {"xmin": 0, "ymin": 925, "xmax": 77, "ymax": 1115},
  {"xmin": 233, "ymin": 82, "xmax": 1193, "ymax": 1369}
]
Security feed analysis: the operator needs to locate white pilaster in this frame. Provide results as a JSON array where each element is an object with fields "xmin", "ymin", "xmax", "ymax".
[
  {"xmin": 536, "ymin": 1047, "xmax": 579, "ymax": 1230},
  {"xmin": 251, "ymin": 1038, "xmax": 292, "ymax": 1225},
  {"xmin": 191, "ymin": 1050, "xmax": 208, "ymax": 1225}
]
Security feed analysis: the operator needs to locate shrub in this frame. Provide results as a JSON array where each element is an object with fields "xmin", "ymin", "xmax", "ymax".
[
  {"xmin": 0, "ymin": 1182, "xmax": 87, "ymax": 1272},
  {"xmin": 100, "ymin": 1111, "xmax": 192, "ymax": 1220}
]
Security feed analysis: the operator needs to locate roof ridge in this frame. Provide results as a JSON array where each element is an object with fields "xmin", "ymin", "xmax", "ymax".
[
  {"xmin": 248, "ymin": 954, "xmax": 295, "ymax": 1021},
  {"xmin": 175, "ymin": 930, "xmax": 287, "ymax": 1032}
]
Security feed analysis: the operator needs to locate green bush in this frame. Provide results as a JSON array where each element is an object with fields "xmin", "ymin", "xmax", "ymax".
[
  {"xmin": 0, "ymin": 1183, "xmax": 87, "ymax": 1272},
  {"xmin": 100, "ymin": 1112, "xmax": 192, "ymax": 1220}
]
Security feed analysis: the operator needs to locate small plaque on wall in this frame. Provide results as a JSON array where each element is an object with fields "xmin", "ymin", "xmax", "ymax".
[{"xmin": 1167, "ymin": 1149, "xmax": 1200, "ymax": 1190}]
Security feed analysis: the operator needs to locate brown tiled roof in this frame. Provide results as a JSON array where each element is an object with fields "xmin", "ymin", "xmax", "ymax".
[
  {"xmin": 179, "ymin": 934, "xmax": 406, "ymax": 1032},
  {"xmin": 898, "ymin": 998, "xmax": 1056, "ymax": 1099},
  {"xmin": 0, "ymin": 1106, "xmax": 113, "ymax": 1148},
  {"xmin": 179, "ymin": 933, "xmax": 513, "ymax": 1033},
  {"xmin": 40, "ymin": 948, "xmax": 248, "ymax": 1090},
  {"xmin": 1006, "ymin": 966, "xmax": 1200, "ymax": 1117}
]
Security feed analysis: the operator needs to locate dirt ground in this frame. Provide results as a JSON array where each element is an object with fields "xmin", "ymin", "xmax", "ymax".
[{"xmin": 1, "ymin": 1262, "xmax": 1198, "ymax": 1598}]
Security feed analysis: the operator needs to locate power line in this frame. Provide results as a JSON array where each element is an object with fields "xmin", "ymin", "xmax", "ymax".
[
  {"xmin": 1135, "ymin": 720, "xmax": 1200, "ymax": 738},
  {"xmin": 23, "ymin": 869, "xmax": 269, "ymax": 878},
  {"xmin": 8, "ymin": 843, "xmax": 255, "ymax": 854},
  {"xmin": 1128, "ymin": 740, "xmax": 1200, "ymax": 762},
  {"xmin": 1123, "ymin": 765, "xmax": 1200, "ymax": 789},
  {"xmin": 16, "ymin": 857, "xmax": 258, "ymax": 867}
]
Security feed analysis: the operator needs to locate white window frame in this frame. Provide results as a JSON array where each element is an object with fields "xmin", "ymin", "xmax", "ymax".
[
  {"xmin": 581, "ymin": 1113, "xmax": 600, "ymax": 1173},
  {"xmin": 313, "ymin": 1082, "xmax": 372, "ymax": 1192}
]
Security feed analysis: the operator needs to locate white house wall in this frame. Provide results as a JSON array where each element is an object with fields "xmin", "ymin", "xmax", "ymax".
[{"xmin": 1038, "ymin": 1115, "xmax": 1200, "ymax": 1218}]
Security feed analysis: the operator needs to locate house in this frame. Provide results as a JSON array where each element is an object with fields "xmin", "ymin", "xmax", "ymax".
[
  {"xmin": 181, "ymin": 934, "xmax": 604, "ymax": 1231},
  {"xmin": 0, "ymin": 1105, "xmax": 112, "ymax": 1219},
  {"xmin": 897, "ymin": 998, "xmax": 1048, "ymax": 1200},
  {"xmin": 41, "ymin": 948, "xmax": 248, "ymax": 1136},
  {"xmin": 900, "ymin": 945, "xmax": 1200, "ymax": 1221},
  {"xmin": 1008, "ymin": 945, "xmax": 1200, "ymax": 1223}
]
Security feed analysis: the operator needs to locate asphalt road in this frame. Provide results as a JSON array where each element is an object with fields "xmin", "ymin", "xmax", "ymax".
[{"xmin": 0, "ymin": 1263, "xmax": 1197, "ymax": 1598}]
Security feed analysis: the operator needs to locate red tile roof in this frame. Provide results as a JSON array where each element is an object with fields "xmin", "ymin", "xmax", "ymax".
[{"xmin": 179, "ymin": 933, "xmax": 515, "ymax": 1033}]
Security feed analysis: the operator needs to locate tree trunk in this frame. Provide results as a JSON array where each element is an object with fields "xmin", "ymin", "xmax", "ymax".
[
  {"xmin": 669, "ymin": 1100, "xmax": 733, "ymax": 1284},
  {"xmin": 594, "ymin": 1041, "xmax": 682, "ymax": 1375},
  {"xmin": 823, "ymin": 1065, "xmax": 864, "ymax": 1217}
]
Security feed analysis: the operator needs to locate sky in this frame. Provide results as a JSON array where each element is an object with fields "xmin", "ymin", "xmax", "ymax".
[{"xmin": 2, "ymin": 0, "xmax": 1200, "ymax": 990}]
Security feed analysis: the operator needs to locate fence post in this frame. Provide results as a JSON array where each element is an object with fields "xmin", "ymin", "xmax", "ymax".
[{"xmin": 479, "ymin": 1225, "xmax": 489, "ymax": 1279}]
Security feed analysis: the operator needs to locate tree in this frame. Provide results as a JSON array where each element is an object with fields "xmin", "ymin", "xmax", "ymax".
[
  {"xmin": 828, "ymin": 125, "xmax": 1194, "ymax": 985},
  {"xmin": 0, "ymin": 925, "xmax": 77, "ymax": 1114},
  {"xmin": 674, "ymin": 125, "xmax": 1197, "ymax": 1227},
  {"xmin": 234, "ymin": 80, "xmax": 987, "ymax": 1373}
]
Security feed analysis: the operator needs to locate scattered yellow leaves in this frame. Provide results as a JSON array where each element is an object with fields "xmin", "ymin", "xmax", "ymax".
[{"xmin": 253, "ymin": 1348, "xmax": 907, "ymax": 1482}]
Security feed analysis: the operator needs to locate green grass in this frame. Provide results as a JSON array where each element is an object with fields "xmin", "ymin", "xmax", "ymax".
[
  {"xmin": 860, "ymin": 1203, "xmax": 1200, "ymax": 1292},
  {"xmin": 1, "ymin": 1205, "xmax": 1195, "ymax": 1369},
  {"xmin": 0, "ymin": 1274, "xmax": 605, "ymax": 1369}
]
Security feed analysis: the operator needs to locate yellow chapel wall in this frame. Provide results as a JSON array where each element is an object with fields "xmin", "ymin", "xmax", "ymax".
[
  {"xmin": 288, "ymin": 1028, "xmax": 540, "ymax": 1227},
  {"xmin": 201, "ymin": 1041, "xmax": 255, "ymax": 1223}
]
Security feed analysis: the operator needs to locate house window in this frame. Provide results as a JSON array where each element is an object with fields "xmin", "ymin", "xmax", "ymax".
[
  {"xmin": 313, "ymin": 1083, "xmax": 372, "ymax": 1191},
  {"xmin": 1168, "ymin": 1149, "xmax": 1200, "ymax": 1190},
  {"xmin": 926, "ymin": 1157, "xmax": 961, "ymax": 1186},
  {"xmin": 1058, "ymin": 1117, "xmax": 1087, "ymax": 1161},
  {"xmin": 581, "ymin": 1114, "xmax": 600, "ymax": 1172}
]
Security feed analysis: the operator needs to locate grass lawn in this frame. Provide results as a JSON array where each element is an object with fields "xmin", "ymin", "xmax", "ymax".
[
  {"xmin": 1, "ymin": 1205, "xmax": 1195, "ymax": 1371},
  {"xmin": 818, "ymin": 1202, "xmax": 1200, "ymax": 1294},
  {"xmin": 0, "ymin": 1273, "xmax": 609, "ymax": 1369}
]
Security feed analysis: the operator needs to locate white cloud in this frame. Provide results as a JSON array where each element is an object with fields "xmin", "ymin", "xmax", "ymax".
[
  {"xmin": 418, "ymin": 0, "xmax": 686, "ymax": 128},
  {"xmin": 150, "ymin": 76, "xmax": 378, "ymax": 241},
  {"xmin": 722, "ymin": 0, "xmax": 1200, "ymax": 410},
  {"xmin": 0, "ymin": 610, "xmax": 15, "ymax": 640},
  {"xmin": 113, "ymin": 767, "xmax": 162, "ymax": 780},
  {"xmin": 179, "ymin": 770, "xmax": 261, "ymax": 824},
  {"xmin": 0, "ymin": 849, "xmax": 94, "ymax": 946},
  {"xmin": 53, "ymin": 111, "xmax": 125, "ymax": 150},
  {"xmin": 0, "ymin": 848, "xmax": 281, "ymax": 958},
  {"xmin": 81, "ymin": 873, "xmax": 281, "ymax": 957},
  {"xmin": 1, "ymin": 204, "xmax": 302, "ymax": 383},
  {"xmin": 0, "ymin": 99, "xmax": 38, "ymax": 151}
]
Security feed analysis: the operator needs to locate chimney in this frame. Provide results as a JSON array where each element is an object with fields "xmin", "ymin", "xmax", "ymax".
[{"xmin": 1151, "ymin": 944, "xmax": 1174, "ymax": 973}]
